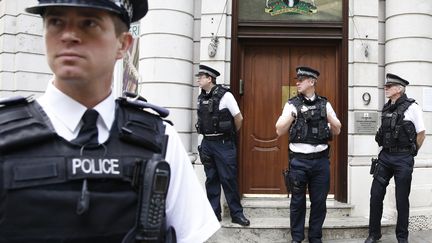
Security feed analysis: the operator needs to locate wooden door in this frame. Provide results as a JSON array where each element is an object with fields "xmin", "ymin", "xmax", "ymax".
[{"xmin": 239, "ymin": 44, "xmax": 340, "ymax": 195}]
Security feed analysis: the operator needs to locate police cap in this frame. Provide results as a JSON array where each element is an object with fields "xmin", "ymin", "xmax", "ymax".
[
  {"xmin": 385, "ymin": 73, "xmax": 409, "ymax": 87},
  {"xmin": 296, "ymin": 66, "xmax": 320, "ymax": 79},
  {"xmin": 195, "ymin": 65, "xmax": 220, "ymax": 79},
  {"xmin": 25, "ymin": 0, "xmax": 148, "ymax": 27}
]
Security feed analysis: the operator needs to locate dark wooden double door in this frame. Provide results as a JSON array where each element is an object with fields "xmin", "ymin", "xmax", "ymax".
[{"xmin": 237, "ymin": 42, "xmax": 343, "ymax": 197}]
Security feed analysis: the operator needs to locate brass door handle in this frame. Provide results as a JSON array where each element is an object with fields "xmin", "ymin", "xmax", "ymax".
[{"xmin": 239, "ymin": 79, "xmax": 244, "ymax": 95}]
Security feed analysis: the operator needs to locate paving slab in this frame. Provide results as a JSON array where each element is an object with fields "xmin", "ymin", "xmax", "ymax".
[{"xmin": 329, "ymin": 229, "xmax": 432, "ymax": 243}]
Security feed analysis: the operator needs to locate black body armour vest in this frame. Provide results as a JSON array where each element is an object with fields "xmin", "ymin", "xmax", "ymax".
[
  {"xmin": 0, "ymin": 97, "xmax": 168, "ymax": 242},
  {"xmin": 196, "ymin": 85, "xmax": 234, "ymax": 136},
  {"xmin": 289, "ymin": 94, "xmax": 331, "ymax": 145},
  {"xmin": 375, "ymin": 94, "xmax": 417, "ymax": 151}
]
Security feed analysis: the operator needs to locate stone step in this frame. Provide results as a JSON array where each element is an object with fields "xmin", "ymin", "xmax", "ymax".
[
  {"xmin": 213, "ymin": 198, "xmax": 396, "ymax": 242},
  {"xmin": 207, "ymin": 216, "xmax": 395, "ymax": 243},
  {"xmin": 225, "ymin": 197, "xmax": 353, "ymax": 218}
]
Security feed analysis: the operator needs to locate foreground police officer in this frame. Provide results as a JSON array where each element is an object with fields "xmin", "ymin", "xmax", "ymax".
[
  {"xmin": 365, "ymin": 73, "xmax": 426, "ymax": 243},
  {"xmin": 275, "ymin": 66, "xmax": 341, "ymax": 243},
  {"xmin": 195, "ymin": 64, "xmax": 250, "ymax": 226},
  {"xmin": 0, "ymin": 1, "xmax": 220, "ymax": 242}
]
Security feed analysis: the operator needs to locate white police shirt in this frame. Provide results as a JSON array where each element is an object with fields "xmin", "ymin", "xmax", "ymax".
[
  {"xmin": 403, "ymin": 102, "xmax": 425, "ymax": 133},
  {"xmin": 280, "ymin": 94, "xmax": 340, "ymax": 154},
  {"xmin": 37, "ymin": 82, "xmax": 220, "ymax": 243},
  {"xmin": 219, "ymin": 91, "xmax": 241, "ymax": 117}
]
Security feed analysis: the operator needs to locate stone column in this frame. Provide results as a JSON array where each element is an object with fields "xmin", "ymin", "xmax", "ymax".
[
  {"xmin": 139, "ymin": 0, "xmax": 195, "ymax": 150},
  {"xmin": 385, "ymin": 0, "xmax": 432, "ymax": 86},
  {"xmin": 347, "ymin": 0, "xmax": 381, "ymax": 217},
  {"xmin": 197, "ymin": 0, "xmax": 232, "ymax": 215},
  {"xmin": 385, "ymin": 0, "xmax": 432, "ymax": 230}
]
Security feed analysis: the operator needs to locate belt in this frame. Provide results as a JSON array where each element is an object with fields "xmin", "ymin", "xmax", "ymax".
[
  {"xmin": 203, "ymin": 133, "xmax": 231, "ymax": 141},
  {"xmin": 289, "ymin": 148, "xmax": 329, "ymax": 160},
  {"xmin": 204, "ymin": 133, "xmax": 224, "ymax": 137},
  {"xmin": 383, "ymin": 146, "xmax": 412, "ymax": 154}
]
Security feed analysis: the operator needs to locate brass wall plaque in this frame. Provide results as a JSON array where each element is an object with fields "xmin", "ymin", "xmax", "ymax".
[
  {"xmin": 354, "ymin": 112, "xmax": 379, "ymax": 134},
  {"xmin": 281, "ymin": 86, "xmax": 297, "ymax": 108}
]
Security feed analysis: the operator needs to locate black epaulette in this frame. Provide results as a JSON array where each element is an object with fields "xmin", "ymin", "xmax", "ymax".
[
  {"xmin": 212, "ymin": 85, "xmax": 229, "ymax": 99},
  {"xmin": 406, "ymin": 98, "xmax": 415, "ymax": 103},
  {"xmin": 0, "ymin": 96, "xmax": 55, "ymax": 151},
  {"xmin": 119, "ymin": 92, "xmax": 170, "ymax": 118},
  {"xmin": 288, "ymin": 95, "xmax": 301, "ymax": 105},
  {"xmin": 316, "ymin": 95, "xmax": 327, "ymax": 101},
  {"xmin": 0, "ymin": 95, "xmax": 31, "ymax": 107},
  {"xmin": 396, "ymin": 98, "xmax": 415, "ymax": 116},
  {"xmin": 163, "ymin": 119, "xmax": 174, "ymax": 126},
  {"xmin": 288, "ymin": 94, "xmax": 327, "ymax": 103}
]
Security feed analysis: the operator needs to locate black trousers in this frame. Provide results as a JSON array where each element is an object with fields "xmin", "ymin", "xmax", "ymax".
[
  {"xmin": 201, "ymin": 138, "xmax": 244, "ymax": 218},
  {"xmin": 368, "ymin": 151, "xmax": 414, "ymax": 240},
  {"xmin": 289, "ymin": 156, "xmax": 330, "ymax": 243}
]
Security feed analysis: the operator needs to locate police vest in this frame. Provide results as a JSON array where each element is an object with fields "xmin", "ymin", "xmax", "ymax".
[
  {"xmin": 0, "ymin": 96, "xmax": 168, "ymax": 242},
  {"xmin": 289, "ymin": 94, "xmax": 331, "ymax": 144},
  {"xmin": 196, "ymin": 85, "xmax": 234, "ymax": 136},
  {"xmin": 375, "ymin": 94, "xmax": 417, "ymax": 151}
]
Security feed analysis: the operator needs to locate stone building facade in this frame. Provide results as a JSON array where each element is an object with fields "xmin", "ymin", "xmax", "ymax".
[{"xmin": 1, "ymin": 0, "xmax": 431, "ymax": 230}]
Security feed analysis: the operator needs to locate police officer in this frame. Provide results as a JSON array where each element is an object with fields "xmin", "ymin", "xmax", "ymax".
[
  {"xmin": 275, "ymin": 66, "xmax": 341, "ymax": 243},
  {"xmin": 365, "ymin": 73, "xmax": 426, "ymax": 243},
  {"xmin": 195, "ymin": 64, "xmax": 250, "ymax": 226},
  {"xmin": 0, "ymin": 1, "xmax": 220, "ymax": 242}
]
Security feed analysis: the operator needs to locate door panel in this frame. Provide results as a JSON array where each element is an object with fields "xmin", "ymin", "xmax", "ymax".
[
  {"xmin": 239, "ymin": 44, "xmax": 339, "ymax": 195},
  {"xmin": 241, "ymin": 46, "xmax": 288, "ymax": 194}
]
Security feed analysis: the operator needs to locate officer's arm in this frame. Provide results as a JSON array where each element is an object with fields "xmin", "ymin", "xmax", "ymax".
[
  {"xmin": 275, "ymin": 114, "xmax": 295, "ymax": 136},
  {"xmin": 416, "ymin": 130, "xmax": 425, "ymax": 150},
  {"xmin": 327, "ymin": 114, "xmax": 341, "ymax": 136},
  {"xmin": 234, "ymin": 112, "xmax": 243, "ymax": 131},
  {"xmin": 326, "ymin": 102, "xmax": 341, "ymax": 136}
]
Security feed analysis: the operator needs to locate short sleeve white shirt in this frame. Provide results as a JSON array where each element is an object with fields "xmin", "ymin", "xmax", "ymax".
[
  {"xmin": 404, "ymin": 102, "xmax": 425, "ymax": 133},
  {"xmin": 219, "ymin": 91, "xmax": 241, "ymax": 116},
  {"xmin": 37, "ymin": 82, "xmax": 220, "ymax": 243}
]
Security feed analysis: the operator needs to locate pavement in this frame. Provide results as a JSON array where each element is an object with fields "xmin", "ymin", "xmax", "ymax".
[{"xmin": 329, "ymin": 230, "xmax": 432, "ymax": 243}]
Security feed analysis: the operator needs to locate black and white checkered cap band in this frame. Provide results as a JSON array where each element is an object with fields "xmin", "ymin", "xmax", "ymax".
[
  {"xmin": 26, "ymin": 0, "xmax": 134, "ymax": 23},
  {"xmin": 386, "ymin": 77, "xmax": 406, "ymax": 86},
  {"xmin": 110, "ymin": 0, "xmax": 133, "ymax": 21},
  {"xmin": 199, "ymin": 69, "xmax": 218, "ymax": 78},
  {"xmin": 297, "ymin": 70, "xmax": 318, "ymax": 79}
]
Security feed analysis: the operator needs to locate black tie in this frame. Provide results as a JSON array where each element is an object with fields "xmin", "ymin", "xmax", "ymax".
[
  {"xmin": 73, "ymin": 109, "xmax": 99, "ymax": 146},
  {"xmin": 73, "ymin": 109, "xmax": 99, "ymax": 215}
]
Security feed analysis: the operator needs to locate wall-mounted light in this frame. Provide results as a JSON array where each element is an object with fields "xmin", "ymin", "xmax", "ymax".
[
  {"xmin": 363, "ymin": 44, "xmax": 369, "ymax": 58},
  {"xmin": 208, "ymin": 0, "xmax": 227, "ymax": 57},
  {"xmin": 208, "ymin": 35, "xmax": 219, "ymax": 57},
  {"xmin": 362, "ymin": 92, "xmax": 371, "ymax": 105}
]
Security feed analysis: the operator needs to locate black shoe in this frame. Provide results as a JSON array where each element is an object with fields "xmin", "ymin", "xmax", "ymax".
[
  {"xmin": 231, "ymin": 215, "xmax": 250, "ymax": 226},
  {"xmin": 398, "ymin": 239, "xmax": 408, "ymax": 243},
  {"xmin": 309, "ymin": 239, "xmax": 322, "ymax": 243},
  {"xmin": 291, "ymin": 241, "xmax": 301, "ymax": 243},
  {"xmin": 364, "ymin": 235, "xmax": 380, "ymax": 243}
]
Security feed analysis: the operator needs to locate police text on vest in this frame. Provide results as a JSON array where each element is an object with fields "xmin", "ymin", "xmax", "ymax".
[{"xmin": 72, "ymin": 158, "xmax": 120, "ymax": 175}]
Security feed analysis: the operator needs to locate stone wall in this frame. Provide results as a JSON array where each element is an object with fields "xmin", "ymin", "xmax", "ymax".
[
  {"xmin": 348, "ymin": 0, "xmax": 432, "ymax": 229},
  {"xmin": 0, "ymin": 0, "xmax": 51, "ymax": 98}
]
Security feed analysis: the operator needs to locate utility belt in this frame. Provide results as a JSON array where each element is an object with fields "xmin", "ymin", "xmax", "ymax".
[
  {"xmin": 289, "ymin": 147, "xmax": 329, "ymax": 160},
  {"xmin": 203, "ymin": 133, "xmax": 231, "ymax": 141},
  {"xmin": 382, "ymin": 146, "xmax": 412, "ymax": 154}
]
